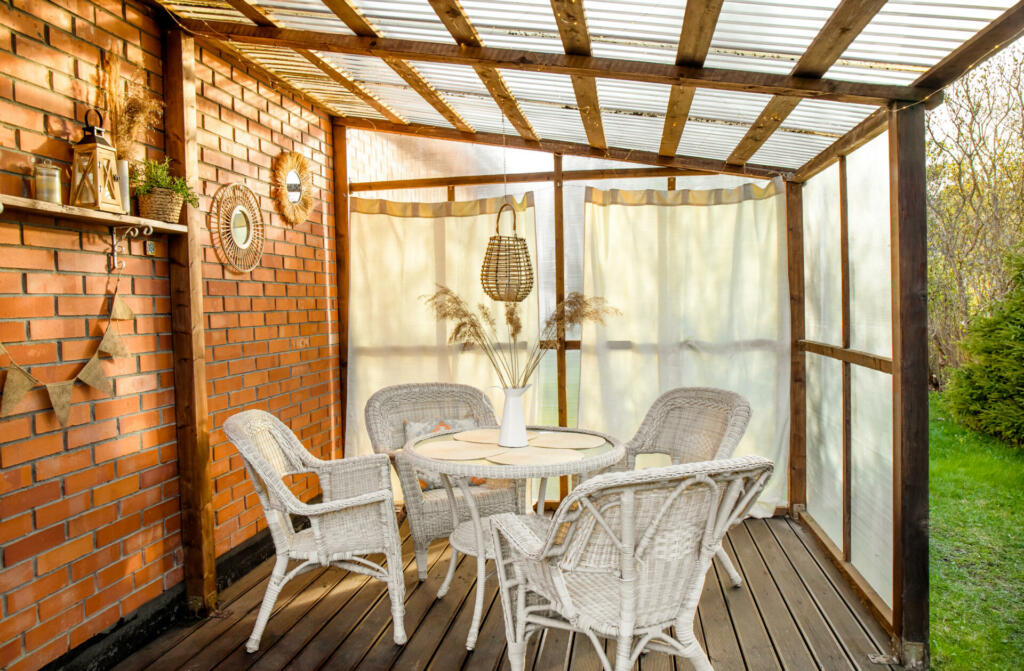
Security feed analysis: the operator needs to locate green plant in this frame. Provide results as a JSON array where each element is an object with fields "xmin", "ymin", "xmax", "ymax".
[
  {"xmin": 132, "ymin": 157, "xmax": 199, "ymax": 207},
  {"xmin": 945, "ymin": 255, "xmax": 1024, "ymax": 446}
]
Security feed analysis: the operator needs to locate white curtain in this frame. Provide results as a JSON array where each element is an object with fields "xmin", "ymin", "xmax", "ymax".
[
  {"xmin": 346, "ymin": 193, "xmax": 540, "ymax": 458},
  {"xmin": 579, "ymin": 180, "xmax": 790, "ymax": 516}
]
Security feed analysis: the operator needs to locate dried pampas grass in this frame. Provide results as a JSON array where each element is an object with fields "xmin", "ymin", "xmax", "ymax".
[{"xmin": 98, "ymin": 53, "xmax": 162, "ymax": 160}]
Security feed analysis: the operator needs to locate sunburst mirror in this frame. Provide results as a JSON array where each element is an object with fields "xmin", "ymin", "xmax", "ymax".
[
  {"xmin": 272, "ymin": 151, "xmax": 314, "ymax": 226},
  {"xmin": 213, "ymin": 183, "xmax": 264, "ymax": 273}
]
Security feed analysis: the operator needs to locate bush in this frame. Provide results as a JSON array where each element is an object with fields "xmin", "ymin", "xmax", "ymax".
[{"xmin": 946, "ymin": 255, "xmax": 1024, "ymax": 446}]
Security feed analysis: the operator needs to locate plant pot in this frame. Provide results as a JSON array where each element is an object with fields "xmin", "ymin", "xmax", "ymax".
[
  {"xmin": 117, "ymin": 159, "xmax": 131, "ymax": 214},
  {"xmin": 498, "ymin": 385, "xmax": 530, "ymax": 448},
  {"xmin": 139, "ymin": 188, "xmax": 185, "ymax": 223}
]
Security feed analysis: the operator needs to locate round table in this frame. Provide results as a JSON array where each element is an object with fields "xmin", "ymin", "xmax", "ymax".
[{"xmin": 403, "ymin": 425, "xmax": 623, "ymax": 650}]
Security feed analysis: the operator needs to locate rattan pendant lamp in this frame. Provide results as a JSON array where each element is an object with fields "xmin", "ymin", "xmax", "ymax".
[{"xmin": 480, "ymin": 113, "xmax": 533, "ymax": 302}]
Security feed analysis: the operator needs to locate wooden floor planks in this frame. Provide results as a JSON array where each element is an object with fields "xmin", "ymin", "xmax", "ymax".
[{"xmin": 126, "ymin": 518, "xmax": 892, "ymax": 670}]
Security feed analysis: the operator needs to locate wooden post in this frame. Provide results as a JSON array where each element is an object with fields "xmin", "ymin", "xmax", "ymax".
[
  {"xmin": 785, "ymin": 180, "xmax": 806, "ymax": 513},
  {"xmin": 446, "ymin": 185, "xmax": 455, "ymax": 201},
  {"xmin": 554, "ymin": 154, "xmax": 569, "ymax": 501},
  {"xmin": 666, "ymin": 176, "xmax": 676, "ymax": 190},
  {"xmin": 839, "ymin": 156, "xmax": 852, "ymax": 561},
  {"xmin": 164, "ymin": 29, "xmax": 215, "ymax": 614},
  {"xmin": 888, "ymin": 103, "xmax": 929, "ymax": 669},
  {"xmin": 332, "ymin": 123, "xmax": 350, "ymax": 457}
]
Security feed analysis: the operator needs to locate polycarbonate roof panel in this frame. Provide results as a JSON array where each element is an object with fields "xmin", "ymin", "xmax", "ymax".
[
  {"xmin": 407, "ymin": 62, "xmax": 510, "ymax": 132},
  {"xmin": 600, "ymin": 112, "xmax": 666, "ymax": 154},
  {"xmin": 350, "ymin": 1, "xmax": 457, "ymax": 43},
  {"xmin": 514, "ymin": 101, "xmax": 588, "ymax": 146},
  {"xmin": 452, "ymin": 1, "xmax": 567, "ymax": 53},
  {"xmin": 750, "ymin": 129, "xmax": 835, "ymax": 169},
  {"xmin": 677, "ymin": 121, "xmax": 751, "ymax": 162},
  {"xmin": 159, "ymin": 0, "xmax": 251, "ymax": 23},
  {"xmin": 787, "ymin": 99, "xmax": 879, "ymax": 137},
  {"xmin": 255, "ymin": 0, "xmax": 356, "ymax": 34},
  {"xmin": 581, "ymin": 0, "xmax": 685, "ymax": 64},
  {"xmin": 499, "ymin": 70, "xmax": 578, "ymax": 107},
  {"xmin": 713, "ymin": 1, "xmax": 839, "ymax": 61},
  {"xmin": 689, "ymin": 89, "xmax": 775, "ymax": 126},
  {"xmin": 594, "ymin": 80, "xmax": 671, "ymax": 115}
]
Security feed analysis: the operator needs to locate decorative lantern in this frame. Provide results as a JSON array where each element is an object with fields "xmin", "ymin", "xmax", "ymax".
[
  {"xmin": 70, "ymin": 109, "xmax": 122, "ymax": 213},
  {"xmin": 481, "ymin": 202, "xmax": 533, "ymax": 302}
]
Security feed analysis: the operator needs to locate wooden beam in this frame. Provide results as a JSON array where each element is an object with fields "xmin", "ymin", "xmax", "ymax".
[
  {"xmin": 888, "ymin": 102, "xmax": 929, "ymax": 669},
  {"xmin": 163, "ymin": 28, "xmax": 215, "ymax": 614},
  {"xmin": 839, "ymin": 155, "xmax": 852, "ymax": 563},
  {"xmin": 792, "ymin": 108, "xmax": 887, "ymax": 183},
  {"xmin": 334, "ymin": 117, "xmax": 788, "ymax": 178},
  {"xmin": 318, "ymin": 0, "xmax": 474, "ymax": 132},
  {"xmin": 659, "ymin": 0, "xmax": 724, "ymax": 156},
  {"xmin": 428, "ymin": 0, "xmax": 538, "ymax": 141},
  {"xmin": 798, "ymin": 340, "xmax": 893, "ymax": 375},
  {"xmin": 786, "ymin": 180, "xmax": 806, "ymax": 513},
  {"xmin": 554, "ymin": 153, "xmax": 569, "ymax": 502},
  {"xmin": 296, "ymin": 48, "xmax": 406, "ymax": 123},
  {"xmin": 349, "ymin": 166, "xmax": 711, "ymax": 192},
  {"xmin": 176, "ymin": 19, "xmax": 933, "ymax": 106},
  {"xmin": 550, "ymin": 0, "xmax": 606, "ymax": 148},
  {"xmin": 727, "ymin": 0, "xmax": 887, "ymax": 165},
  {"xmin": 332, "ymin": 123, "xmax": 350, "ymax": 458},
  {"xmin": 225, "ymin": 0, "xmax": 274, "ymax": 27},
  {"xmin": 914, "ymin": 1, "xmax": 1024, "ymax": 90}
]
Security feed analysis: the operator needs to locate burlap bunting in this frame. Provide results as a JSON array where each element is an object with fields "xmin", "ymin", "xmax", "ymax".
[
  {"xmin": 97, "ymin": 326, "xmax": 129, "ymax": 358},
  {"xmin": 77, "ymin": 354, "xmax": 112, "ymax": 395},
  {"xmin": 46, "ymin": 380, "xmax": 75, "ymax": 427},
  {"xmin": 110, "ymin": 295, "xmax": 135, "ymax": 321},
  {"xmin": 1, "ymin": 366, "xmax": 34, "ymax": 417}
]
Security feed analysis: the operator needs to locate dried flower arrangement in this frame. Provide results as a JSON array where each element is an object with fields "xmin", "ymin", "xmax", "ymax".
[
  {"xmin": 425, "ymin": 287, "xmax": 618, "ymax": 389},
  {"xmin": 97, "ymin": 53, "xmax": 163, "ymax": 160}
]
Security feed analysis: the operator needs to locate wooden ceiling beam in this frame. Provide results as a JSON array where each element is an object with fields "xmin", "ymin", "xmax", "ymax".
[
  {"xmin": 659, "ymin": 0, "xmax": 725, "ymax": 156},
  {"xmin": 429, "ymin": 0, "xmax": 539, "ymax": 141},
  {"xmin": 333, "ymin": 116, "xmax": 788, "ymax": 179},
  {"xmin": 175, "ymin": 19, "xmax": 930, "ymax": 106},
  {"xmin": 551, "ymin": 0, "xmax": 606, "ymax": 149},
  {"xmin": 726, "ymin": 0, "xmax": 886, "ymax": 166},
  {"xmin": 319, "ymin": 0, "xmax": 475, "ymax": 133},
  {"xmin": 350, "ymin": 166, "xmax": 712, "ymax": 192}
]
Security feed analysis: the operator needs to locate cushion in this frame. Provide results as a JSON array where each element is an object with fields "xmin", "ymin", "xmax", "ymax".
[{"xmin": 403, "ymin": 417, "xmax": 485, "ymax": 491}]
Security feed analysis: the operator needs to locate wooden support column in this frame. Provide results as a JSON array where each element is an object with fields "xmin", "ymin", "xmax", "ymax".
[
  {"xmin": 333, "ymin": 123, "xmax": 350, "ymax": 457},
  {"xmin": 164, "ymin": 29, "xmax": 215, "ymax": 614},
  {"xmin": 554, "ymin": 154, "xmax": 569, "ymax": 501},
  {"xmin": 785, "ymin": 180, "xmax": 806, "ymax": 513},
  {"xmin": 888, "ymin": 102, "xmax": 929, "ymax": 669},
  {"xmin": 839, "ymin": 156, "xmax": 852, "ymax": 561}
]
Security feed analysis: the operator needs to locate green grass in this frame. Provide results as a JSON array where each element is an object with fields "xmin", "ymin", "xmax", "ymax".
[{"xmin": 930, "ymin": 393, "xmax": 1024, "ymax": 669}]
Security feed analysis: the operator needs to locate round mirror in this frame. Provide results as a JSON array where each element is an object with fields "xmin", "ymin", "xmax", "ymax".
[
  {"xmin": 285, "ymin": 169, "xmax": 302, "ymax": 203},
  {"xmin": 230, "ymin": 206, "xmax": 252, "ymax": 249}
]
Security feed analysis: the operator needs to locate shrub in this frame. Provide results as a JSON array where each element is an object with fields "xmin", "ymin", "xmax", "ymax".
[
  {"xmin": 946, "ymin": 255, "xmax": 1024, "ymax": 446},
  {"xmin": 131, "ymin": 157, "xmax": 199, "ymax": 207}
]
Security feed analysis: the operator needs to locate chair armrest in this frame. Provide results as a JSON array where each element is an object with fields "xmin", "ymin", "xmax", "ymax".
[
  {"xmin": 296, "ymin": 489, "xmax": 392, "ymax": 516},
  {"xmin": 310, "ymin": 453, "xmax": 392, "ymax": 501},
  {"xmin": 490, "ymin": 513, "xmax": 546, "ymax": 561}
]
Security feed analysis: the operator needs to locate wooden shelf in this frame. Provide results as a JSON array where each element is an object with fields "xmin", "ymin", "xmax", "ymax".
[{"xmin": 0, "ymin": 195, "xmax": 187, "ymax": 234}]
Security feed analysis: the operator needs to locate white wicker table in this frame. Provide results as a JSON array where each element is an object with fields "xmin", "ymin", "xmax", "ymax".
[{"xmin": 404, "ymin": 425, "xmax": 623, "ymax": 650}]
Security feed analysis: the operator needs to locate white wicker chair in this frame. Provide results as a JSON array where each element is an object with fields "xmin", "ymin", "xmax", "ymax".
[
  {"xmin": 365, "ymin": 383, "xmax": 526, "ymax": 581},
  {"xmin": 491, "ymin": 456, "xmax": 774, "ymax": 671},
  {"xmin": 224, "ymin": 410, "xmax": 407, "ymax": 652},
  {"xmin": 607, "ymin": 387, "xmax": 752, "ymax": 587}
]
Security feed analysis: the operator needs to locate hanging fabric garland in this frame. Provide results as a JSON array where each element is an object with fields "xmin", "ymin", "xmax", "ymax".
[{"xmin": 0, "ymin": 288, "xmax": 135, "ymax": 426}]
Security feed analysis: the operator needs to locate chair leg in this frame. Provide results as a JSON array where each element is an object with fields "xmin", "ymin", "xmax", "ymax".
[
  {"xmin": 506, "ymin": 640, "xmax": 528, "ymax": 671},
  {"xmin": 675, "ymin": 627, "xmax": 712, "ymax": 671},
  {"xmin": 246, "ymin": 556, "xmax": 288, "ymax": 653},
  {"xmin": 415, "ymin": 543, "xmax": 430, "ymax": 581},
  {"xmin": 437, "ymin": 547, "xmax": 460, "ymax": 599},
  {"xmin": 387, "ymin": 550, "xmax": 408, "ymax": 645},
  {"xmin": 717, "ymin": 547, "xmax": 742, "ymax": 588}
]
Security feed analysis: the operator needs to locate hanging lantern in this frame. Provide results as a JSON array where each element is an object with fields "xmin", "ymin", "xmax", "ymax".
[
  {"xmin": 481, "ymin": 202, "xmax": 533, "ymax": 302},
  {"xmin": 70, "ymin": 109, "xmax": 122, "ymax": 213}
]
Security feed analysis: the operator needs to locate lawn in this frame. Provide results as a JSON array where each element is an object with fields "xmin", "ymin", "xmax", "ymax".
[{"xmin": 930, "ymin": 393, "xmax": 1024, "ymax": 669}]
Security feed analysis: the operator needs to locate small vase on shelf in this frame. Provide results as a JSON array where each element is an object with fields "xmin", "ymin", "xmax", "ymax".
[
  {"xmin": 498, "ymin": 385, "xmax": 530, "ymax": 448},
  {"xmin": 117, "ymin": 159, "xmax": 131, "ymax": 214}
]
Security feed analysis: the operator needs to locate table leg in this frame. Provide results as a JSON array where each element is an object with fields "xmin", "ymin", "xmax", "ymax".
[
  {"xmin": 535, "ymin": 477, "xmax": 549, "ymax": 516},
  {"xmin": 453, "ymin": 476, "xmax": 489, "ymax": 650},
  {"xmin": 437, "ymin": 474, "xmax": 461, "ymax": 599}
]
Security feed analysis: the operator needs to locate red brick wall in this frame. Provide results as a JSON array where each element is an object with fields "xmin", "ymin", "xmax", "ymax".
[
  {"xmin": 0, "ymin": 3, "xmax": 342, "ymax": 670},
  {"xmin": 193, "ymin": 43, "xmax": 341, "ymax": 557}
]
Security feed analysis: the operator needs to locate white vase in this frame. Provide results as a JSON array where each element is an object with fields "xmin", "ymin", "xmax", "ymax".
[
  {"xmin": 498, "ymin": 385, "xmax": 530, "ymax": 448},
  {"xmin": 117, "ymin": 159, "xmax": 131, "ymax": 214}
]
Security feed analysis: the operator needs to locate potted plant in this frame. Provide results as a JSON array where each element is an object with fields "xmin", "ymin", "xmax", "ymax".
[
  {"xmin": 133, "ymin": 157, "xmax": 199, "ymax": 223},
  {"xmin": 426, "ymin": 287, "xmax": 617, "ymax": 447}
]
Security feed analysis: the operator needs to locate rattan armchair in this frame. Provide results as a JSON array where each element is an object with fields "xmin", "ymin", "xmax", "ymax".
[
  {"xmin": 607, "ymin": 387, "xmax": 752, "ymax": 587},
  {"xmin": 224, "ymin": 410, "xmax": 406, "ymax": 652},
  {"xmin": 364, "ymin": 383, "xmax": 527, "ymax": 580},
  {"xmin": 491, "ymin": 456, "xmax": 774, "ymax": 671}
]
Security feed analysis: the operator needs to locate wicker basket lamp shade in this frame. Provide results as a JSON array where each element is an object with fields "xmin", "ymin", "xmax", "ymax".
[{"xmin": 481, "ymin": 203, "xmax": 534, "ymax": 302}]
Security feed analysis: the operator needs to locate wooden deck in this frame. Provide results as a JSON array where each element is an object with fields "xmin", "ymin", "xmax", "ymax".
[{"xmin": 115, "ymin": 517, "xmax": 894, "ymax": 671}]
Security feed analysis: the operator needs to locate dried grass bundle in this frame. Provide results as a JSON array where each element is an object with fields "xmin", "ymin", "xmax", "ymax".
[
  {"xmin": 425, "ymin": 286, "xmax": 618, "ymax": 388},
  {"xmin": 98, "ymin": 53, "xmax": 162, "ymax": 160}
]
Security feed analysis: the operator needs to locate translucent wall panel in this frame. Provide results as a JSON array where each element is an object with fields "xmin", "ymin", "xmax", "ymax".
[
  {"xmin": 851, "ymin": 366, "xmax": 893, "ymax": 606},
  {"xmin": 802, "ymin": 163, "xmax": 842, "ymax": 344},
  {"xmin": 847, "ymin": 132, "xmax": 892, "ymax": 357},
  {"xmin": 806, "ymin": 354, "xmax": 843, "ymax": 546}
]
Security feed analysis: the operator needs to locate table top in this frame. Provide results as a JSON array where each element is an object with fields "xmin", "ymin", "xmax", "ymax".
[{"xmin": 403, "ymin": 425, "xmax": 624, "ymax": 479}]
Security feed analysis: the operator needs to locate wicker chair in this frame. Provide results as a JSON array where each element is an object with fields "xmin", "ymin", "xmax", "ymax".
[
  {"xmin": 491, "ymin": 456, "xmax": 774, "ymax": 671},
  {"xmin": 224, "ymin": 410, "xmax": 406, "ymax": 652},
  {"xmin": 607, "ymin": 387, "xmax": 752, "ymax": 587},
  {"xmin": 364, "ymin": 383, "xmax": 526, "ymax": 580}
]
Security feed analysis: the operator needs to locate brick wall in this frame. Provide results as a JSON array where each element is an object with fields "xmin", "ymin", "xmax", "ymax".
[{"xmin": 0, "ymin": 3, "xmax": 342, "ymax": 670}]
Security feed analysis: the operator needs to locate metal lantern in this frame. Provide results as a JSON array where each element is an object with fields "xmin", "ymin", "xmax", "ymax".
[
  {"xmin": 70, "ymin": 109, "xmax": 122, "ymax": 213},
  {"xmin": 481, "ymin": 202, "xmax": 533, "ymax": 302}
]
